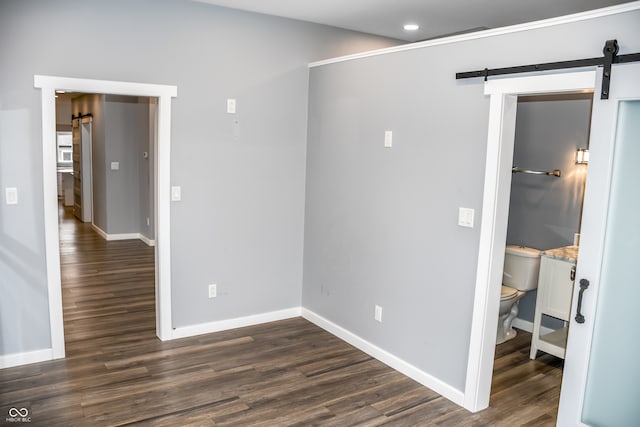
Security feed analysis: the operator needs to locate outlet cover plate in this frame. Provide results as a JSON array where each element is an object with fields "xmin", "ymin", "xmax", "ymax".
[
  {"xmin": 5, "ymin": 187, "xmax": 18, "ymax": 205},
  {"xmin": 458, "ymin": 207, "xmax": 475, "ymax": 228},
  {"xmin": 171, "ymin": 186, "xmax": 181, "ymax": 201}
]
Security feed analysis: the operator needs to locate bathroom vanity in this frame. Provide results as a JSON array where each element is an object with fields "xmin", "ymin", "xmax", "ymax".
[{"xmin": 530, "ymin": 245, "xmax": 578, "ymax": 360}]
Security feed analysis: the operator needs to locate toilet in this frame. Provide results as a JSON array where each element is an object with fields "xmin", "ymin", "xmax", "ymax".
[{"xmin": 497, "ymin": 245, "xmax": 542, "ymax": 344}]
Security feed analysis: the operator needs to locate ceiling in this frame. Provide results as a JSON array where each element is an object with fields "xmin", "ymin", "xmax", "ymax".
[{"xmin": 193, "ymin": 0, "xmax": 632, "ymax": 42}]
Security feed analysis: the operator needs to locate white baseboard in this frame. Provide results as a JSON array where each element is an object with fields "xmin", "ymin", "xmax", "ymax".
[
  {"xmin": 139, "ymin": 234, "xmax": 156, "ymax": 247},
  {"xmin": 0, "ymin": 349, "xmax": 52, "ymax": 369},
  {"xmin": 301, "ymin": 308, "xmax": 465, "ymax": 407},
  {"xmin": 170, "ymin": 307, "xmax": 302, "ymax": 340},
  {"xmin": 91, "ymin": 223, "xmax": 155, "ymax": 246},
  {"xmin": 513, "ymin": 318, "xmax": 555, "ymax": 336},
  {"xmin": 91, "ymin": 223, "xmax": 108, "ymax": 239}
]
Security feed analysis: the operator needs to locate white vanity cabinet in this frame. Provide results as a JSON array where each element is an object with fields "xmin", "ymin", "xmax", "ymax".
[{"xmin": 530, "ymin": 247, "xmax": 577, "ymax": 360}]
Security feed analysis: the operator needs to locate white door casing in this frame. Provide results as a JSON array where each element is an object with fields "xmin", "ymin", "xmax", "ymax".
[
  {"xmin": 34, "ymin": 76, "xmax": 177, "ymax": 360},
  {"xmin": 463, "ymin": 71, "xmax": 597, "ymax": 412}
]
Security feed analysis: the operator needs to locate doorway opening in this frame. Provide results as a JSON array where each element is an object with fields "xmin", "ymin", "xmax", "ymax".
[
  {"xmin": 463, "ymin": 71, "xmax": 597, "ymax": 412},
  {"xmin": 55, "ymin": 92, "xmax": 159, "ymax": 351},
  {"xmin": 35, "ymin": 76, "xmax": 177, "ymax": 360},
  {"xmin": 491, "ymin": 91, "xmax": 593, "ymax": 413}
]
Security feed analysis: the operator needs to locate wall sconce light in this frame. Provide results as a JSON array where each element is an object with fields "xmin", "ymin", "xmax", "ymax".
[{"xmin": 575, "ymin": 148, "xmax": 589, "ymax": 165}]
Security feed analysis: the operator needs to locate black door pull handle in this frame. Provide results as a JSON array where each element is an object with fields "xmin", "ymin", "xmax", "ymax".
[{"xmin": 575, "ymin": 278, "xmax": 590, "ymax": 324}]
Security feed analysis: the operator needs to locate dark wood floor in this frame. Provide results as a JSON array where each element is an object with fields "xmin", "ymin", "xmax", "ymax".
[{"xmin": 0, "ymin": 205, "xmax": 563, "ymax": 426}]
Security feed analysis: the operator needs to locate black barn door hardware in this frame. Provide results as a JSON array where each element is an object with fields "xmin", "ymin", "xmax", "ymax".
[
  {"xmin": 456, "ymin": 40, "xmax": 640, "ymax": 99},
  {"xmin": 574, "ymin": 278, "xmax": 590, "ymax": 324}
]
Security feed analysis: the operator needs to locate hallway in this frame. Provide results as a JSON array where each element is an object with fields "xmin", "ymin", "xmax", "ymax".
[{"xmin": 58, "ymin": 204, "xmax": 156, "ymax": 352}]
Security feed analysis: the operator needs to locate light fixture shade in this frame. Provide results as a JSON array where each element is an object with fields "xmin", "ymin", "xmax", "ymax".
[{"xmin": 575, "ymin": 148, "xmax": 589, "ymax": 164}]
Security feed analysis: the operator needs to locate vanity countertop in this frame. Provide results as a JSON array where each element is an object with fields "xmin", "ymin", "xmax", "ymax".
[{"xmin": 542, "ymin": 245, "xmax": 579, "ymax": 263}]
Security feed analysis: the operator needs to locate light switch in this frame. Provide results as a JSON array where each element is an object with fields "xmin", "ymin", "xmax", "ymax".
[
  {"xmin": 171, "ymin": 186, "xmax": 181, "ymax": 201},
  {"xmin": 111, "ymin": 161, "xmax": 120, "ymax": 170},
  {"xmin": 374, "ymin": 305, "xmax": 383, "ymax": 322},
  {"xmin": 5, "ymin": 187, "xmax": 18, "ymax": 205},
  {"xmin": 458, "ymin": 207, "xmax": 475, "ymax": 228},
  {"xmin": 384, "ymin": 131, "xmax": 393, "ymax": 148},
  {"xmin": 227, "ymin": 98, "xmax": 236, "ymax": 114}
]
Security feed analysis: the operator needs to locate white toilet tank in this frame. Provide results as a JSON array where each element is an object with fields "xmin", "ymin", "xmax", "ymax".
[{"xmin": 503, "ymin": 245, "xmax": 542, "ymax": 291}]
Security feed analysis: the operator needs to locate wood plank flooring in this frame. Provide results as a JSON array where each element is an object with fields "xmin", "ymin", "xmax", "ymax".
[{"xmin": 0, "ymin": 205, "xmax": 563, "ymax": 426}]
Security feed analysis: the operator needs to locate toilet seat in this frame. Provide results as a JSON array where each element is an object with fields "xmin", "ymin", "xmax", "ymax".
[{"xmin": 500, "ymin": 285, "xmax": 518, "ymax": 300}]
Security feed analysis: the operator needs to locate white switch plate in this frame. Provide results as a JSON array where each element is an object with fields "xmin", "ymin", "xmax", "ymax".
[
  {"xmin": 374, "ymin": 305, "xmax": 383, "ymax": 322},
  {"xmin": 5, "ymin": 187, "xmax": 18, "ymax": 205},
  {"xmin": 208, "ymin": 284, "xmax": 217, "ymax": 298},
  {"xmin": 227, "ymin": 98, "xmax": 236, "ymax": 114},
  {"xmin": 384, "ymin": 131, "xmax": 393, "ymax": 148},
  {"xmin": 111, "ymin": 161, "xmax": 120, "ymax": 170},
  {"xmin": 171, "ymin": 186, "xmax": 181, "ymax": 201},
  {"xmin": 458, "ymin": 207, "xmax": 475, "ymax": 228}
]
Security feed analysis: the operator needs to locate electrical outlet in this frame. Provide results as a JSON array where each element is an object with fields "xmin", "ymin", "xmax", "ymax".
[
  {"xmin": 5, "ymin": 187, "xmax": 18, "ymax": 205},
  {"xmin": 208, "ymin": 284, "xmax": 217, "ymax": 299},
  {"xmin": 171, "ymin": 186, "xmax": 181, "ymax": 201},
  {"xmin": 458, "ymin": 207, "xmax": 475, "ymax": 228},
  {"xmin": 374, "ymin": 305, "xmax": 383, "ymax": 322}
]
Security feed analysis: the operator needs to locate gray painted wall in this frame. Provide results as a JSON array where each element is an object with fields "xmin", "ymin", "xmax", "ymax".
[
  {"xmin": 303, "ymin": 11, "xmax": 640, "ymax": 391},
  {"xmin": 0, "ymin": 0, "xmax": 398, "ymax": 355},
  {"xmin": 103, "ymin": 95, "xmax": 150, "ymax": 236},
  {"xmin": 508, "ymin": 95, "xmax": 591, "ymax": 326},
  {"xmin": 72, "ymin": 95, "xmax": 151, "ymax": 237}
]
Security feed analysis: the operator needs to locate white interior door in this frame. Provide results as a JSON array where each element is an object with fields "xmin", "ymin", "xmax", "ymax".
[{"xmin": 557, "ymin": 63, "xmax": 640, "ymax": 426}]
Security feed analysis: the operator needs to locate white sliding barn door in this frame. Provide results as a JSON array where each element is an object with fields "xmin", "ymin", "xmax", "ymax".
[{"xmin": 557, "ymin": 63, "xmax": 640, "ymax": 426}]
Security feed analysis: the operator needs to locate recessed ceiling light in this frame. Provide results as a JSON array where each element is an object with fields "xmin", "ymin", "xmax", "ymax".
[{"xmin": 403, "ymin": 24, "xmax": 420, "ymax": 31}]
